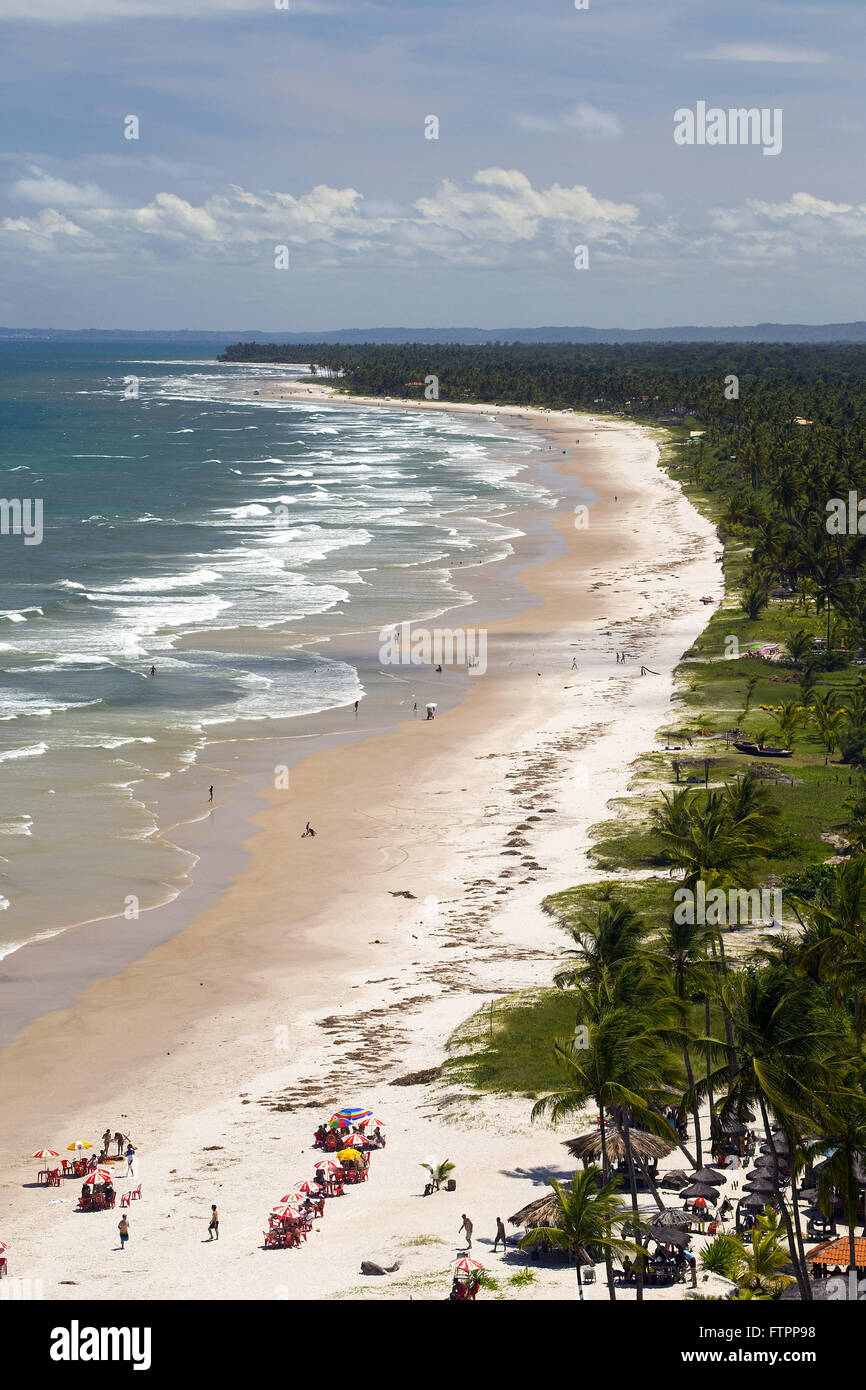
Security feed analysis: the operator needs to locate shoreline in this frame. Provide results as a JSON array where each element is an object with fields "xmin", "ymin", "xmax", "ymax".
[
  {"xmin": 0, "ymin": 399, "xmax": 584, "ymax": 1043},
  {"xmin": 0, "ymin": 392, "xmax": 722, "ymax": 1301}
]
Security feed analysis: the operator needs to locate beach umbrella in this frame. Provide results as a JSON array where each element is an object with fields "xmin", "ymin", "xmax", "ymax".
[
  {"xmin": 271, "ymin": 1204, "xmax": 301, "ymax": 1221},
  {"xmin": 293, "ymin": 1181, "xmax": 321, "ymax": 1195},
  {"xmin": 739, "ymin": 1192, "xmax": 773, "ymax": 1211},
  {"xmin": 331, "ymin": 1108, "xmax": 372, "ymax": 1126},
  {"xmin": 692, "ymin": 1166, "xmax": 727, "ymax": 1184},
  {"xmin": 314, "ymin": 1159, "xmax": 344, "ymax": 1174},
  {"xmin": 359, "ymin": 1117, "xmax": 386, "ymax": 1129},
  {"xmin": 650, "ymin": 1227, "xmax": 691, "ymax": 1249},
  {"xmin": 337, "ymin": 1149, "xmax": 361, "ymax": 1161},
  {"xmin": 0, "ymin": 1242, "xmax": 7, "ymax": 1254},
  {"xmin": 564, "ymin": 1129, "xmax": 675, "ymax": 1163},
  {"xmin": 451, "ymin": 1256, "xmax": 483, "ymax": 1274},
  {"xmin": 650, "ymin": 1209, "xmax": 693, "ymax": 1230},
  {"xmin": 32, "ymin": 1148, "xmax": 60, "ymax": 1162},
  {"xmin": 680, "ymin": 1183, "xmax": 719, "ymax": 1201},
  {"xmin": 83, "ymin": 1168, "xmax": 111, "ymax": 1186},
  {"xmin": 275, "ymin": 1191, "xmax": 306, "ymax": 1205},
  {"xmin": 67, "ymin": 1140, "xmax": 93, "ymax": 1153}
]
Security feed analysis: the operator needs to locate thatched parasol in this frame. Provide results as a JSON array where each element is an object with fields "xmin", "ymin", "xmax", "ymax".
[
  {"xmin": 650, "ymin": 1226, "xmax": 691, "ymax": 1249},
  {"xmin": 508, "ymin": 1193, "xmax": 560, "ymax": 1229},
  {"xmin": 693, "ymin": 1166, "xmax": 727, "ymax": 1184},
  {"xmin": 680, "ymin": 1182, "xmax": 719, "ymax": 1200},
  {"xmin": 563, "ymin": 1129, "xmax": 675, "ymax": 1163},
  {"xmin": 739, "ymin": 1191, "xmax": 773, "ymax": 1210},
  {"xmin": 650, "ymin": 1208, "xmax": 693, "ymax": 1230}
]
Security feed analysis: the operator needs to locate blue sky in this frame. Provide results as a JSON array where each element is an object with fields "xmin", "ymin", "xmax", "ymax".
[{"xmin": 0, "ymin": 0, "xmax": 863, "ymax": 330}]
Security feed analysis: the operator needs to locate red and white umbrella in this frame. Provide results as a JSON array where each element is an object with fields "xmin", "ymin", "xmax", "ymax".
[
  {"xmin": 451, "ymin": 1256, "xmax": 484, "ymax": 1273},
  {"xmin": 84, "ymin": 1168, "xmax": 112, "ymax": 1186},
  {"xmin": 32, "ymin": 1149, "xmax": 60, "ymax": 1160},
  {"xmin": 0, "ymin": 1241, "xmax": 7, "ymax": 1254},
  {"xmin": 314, "ymin": 1159, "xmax": 343, "ymax": 1174},
  {"xmin": 275, "ymin": 1191, "xmax": 306, "ymax": 1205},
  {"xmin": 271, "ymin": 1203, "xmax": 301, "ymax": 1221},
  {"xmin": 359, "ymin": 1118, "xmax": 386, "ymax": 1129},
  {"xmin": 293, "ymin": 1181, "xmax": 321, "ymax": 1195},
  {"xmin": 345, "ymin": 1133, "xmax": 368, "ymax": 1147}
]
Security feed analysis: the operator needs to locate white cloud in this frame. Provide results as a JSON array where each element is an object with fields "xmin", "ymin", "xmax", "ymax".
[
  {"xmin": 11, "ymin": 168, "xmax": 114, "ymax": 208},
  {"xmin": 0, "ymin": 169, "xmax": 640, "ymax": 267},
  {"xmin": 747, "ymin": 192, "xmax": 857, "ymax": 220},
  {"xmin": 698, "ymin": 43, "xmax": 832, "ymax": 64},
  {"xmin": 513, "ymin": 103, "xmax": 623, "ymax": 140}
]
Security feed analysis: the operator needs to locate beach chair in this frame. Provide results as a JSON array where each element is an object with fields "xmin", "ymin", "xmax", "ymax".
[
  {"xmin": 130, "ymin": 1185, "xmax": 142, "ymax": 1201},
  {"xmin": 0, "ymin": 1257, "xmax": 7, "ymax": 1278},
  {"xmin": 120, "ymin": 1191, "xmax": 131, "ymax": 1208},
  {"xmin": 582, "ymin": 1267, "xmax": 596, "ymax": 1285}
]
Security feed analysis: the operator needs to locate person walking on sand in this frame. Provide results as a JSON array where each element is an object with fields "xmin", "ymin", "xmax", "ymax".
[
  {"xmin": 118, "ymin": 1215, "xmax": 129, "ymax": 1253},
  {"xmin": 458, "ymin": 1213, "xmax": 473, "ymax": 1249},
  {"xmin": 208, "ymin": 1204, "xmax": 219, "ymax": 1241},
  {"xmin": 571, "ymin": 657, "xmax": 579, "ymax": 669},
  {"xmin": 102, "ymin": 1127, "xmax": 112, "ymax": 1156},
  {"xmin": 353, "ymin": 700, "xmax": 359, "ymax": 714},
  {"xmin": 493, "ymin": 1217, "xmax": 507, "ymax": 1252},
  {"xmin": 125, "ymin": 1142, "xmax": 136, "ymax": 1177}
]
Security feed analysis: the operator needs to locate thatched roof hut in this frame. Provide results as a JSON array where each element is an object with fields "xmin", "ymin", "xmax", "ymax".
[{"xmin": 563, "ymin": 1129, "xmax": 675, "ymax": 1163}]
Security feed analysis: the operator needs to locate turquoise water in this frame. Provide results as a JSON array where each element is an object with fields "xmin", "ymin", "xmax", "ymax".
[{"xmin": 0, "ymin": 343, "xmax": 547, "ymax": 953}]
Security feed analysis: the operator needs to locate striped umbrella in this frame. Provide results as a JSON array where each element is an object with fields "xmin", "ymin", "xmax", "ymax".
[
  {"xmin": 32, "ymin": 1149, "xmax": 60, "ymax": 1160},
  {"xmin": 314, "ymin": 1159, "xmax": 344, "ymax": 1174},
  {"xmin": 293, "ymin": 1181, "xmax": 321, "ymax": 1195},
  {"xmin": 275, "ymin": 1192, "xmax": 306, "ymax": 1205},
  {"xmin": 0, "ymin": 1242, "xmax": 7, "ymax": 1254},
  {"xmin": 451, "ymin": 1256, "xmax": 483, "ymax": 1273},
  {"xmin": 345, "ymin": 1134, "xmax": 368, "ymax": 1147},
  {"xmin": 271, "ymin": 1203, "xmax": 301, "ymax": 1221},
  {"xmin": 358, "ymin": 1117, "xmax": 386, "ymax": 1128},
  {"xmin": 330, "ymin": 1108, "xmax": 372, "ymax": 1126},
  {"xmin": 84, "ymin": 1168, "xmax": 112, "ymax": 1185},
  {"xmin": 67, "ymin": 1140, "xmax": 93, "ymax": 1153}
]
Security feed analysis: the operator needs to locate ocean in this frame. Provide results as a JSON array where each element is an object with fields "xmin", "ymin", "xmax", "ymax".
[{"xmin": 0, "ymin": 343, "xmax": 550, "ymax": 957}]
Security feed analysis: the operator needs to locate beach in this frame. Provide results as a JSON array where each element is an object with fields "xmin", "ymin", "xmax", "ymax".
[{"xmin": 0, "ymin": 390, "xmax": 721, "ymax": 1301}]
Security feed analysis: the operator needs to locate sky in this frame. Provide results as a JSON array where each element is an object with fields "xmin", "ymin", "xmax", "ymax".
[{"xmin": 0, "ymin": 0, "xmax": 864, "ymax": 331}]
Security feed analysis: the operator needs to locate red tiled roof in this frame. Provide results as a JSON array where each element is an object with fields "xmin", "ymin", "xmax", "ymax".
[{"xmin": 806, "ymin": 1236, "xmax": 866, "ymax": 1267}]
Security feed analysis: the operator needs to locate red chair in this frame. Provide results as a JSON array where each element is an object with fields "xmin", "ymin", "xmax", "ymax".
[
  {"xmin": 120, "ymin": 1192, "xmax": 131, "ymax": 1208},
  {"xmin": 47, "ymin": 1168, "xmax": 61, "ymax": 1187},
  {"xmin": 37, "ymin": 1169, "xmax": 50, "ymax": 1185},
  {"xmin": 0, "ymin": 1257, "xmax": 7, "ymax": 1278},
  {"xmin": 130, "ymin": 1185, "xmax": 142, "ymax": 1201}
]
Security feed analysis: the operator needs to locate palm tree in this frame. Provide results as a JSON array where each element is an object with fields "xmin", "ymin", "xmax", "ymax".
[
  {"xmin": 808, "ymin": 1076, "xmax": 866, "ymax": 1301},
  {"xmin": 651, "ymin": 912, "xmax": 723, "ymax": 1167},
  {"xmin": 533, "ymin": 972, "xmax": 686, "ymax": 1301},
  {"xmin": 699, "ymin": 1214, "xmax": 796, "ymax": 1298},
  {"xmin": 518, "ymin": 1166, "xmax": 643, "ymax": 1301},
  {"xmin": 717, "ymin": 965, "xmax": 839, "ymax": 1299},
  {"xmin": 812, "ymin": 690, "xmax": 845, "ymax": 756},
  {"xmin": 419, "ymin": 1159, "xmax": 454, "ymax": 1191},
  {"xmin": 554, "ymin": 898, "xmax": 647, "ymax": 991}
]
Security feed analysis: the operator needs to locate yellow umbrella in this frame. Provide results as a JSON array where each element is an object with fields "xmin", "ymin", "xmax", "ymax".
[
  {"xmin": 67, "ymin": 1140, "xmax": 93, "ymax": 1152},
  {"xmin": 337, "ymin": 1148, "xmax": 361, "ymax": 1161}
]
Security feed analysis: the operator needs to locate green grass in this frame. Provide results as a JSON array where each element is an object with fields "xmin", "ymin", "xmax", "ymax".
[{"xmin": 442, "ymin": 989, "xmax": 578, "ymax": 1095}]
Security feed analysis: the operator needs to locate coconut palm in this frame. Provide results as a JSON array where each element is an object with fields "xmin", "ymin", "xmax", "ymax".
[
  {"xmin": 808, "ymin": 1075, "xmax": 866, "ymax": 1301},
  {"xmin": 518, "ymin": 1166, "xmax": 643, "ymax": 1301},
  {"xmin": 533, "ymin": 973, "xmax": 686, "ymax": 1301},
  {"xmin": 553, "ymin": 898, "xmax": 648, "ymax": 991},
  {"xmin": 716, "ymin": 965, "xmax": 839, "ymax": 1299}
]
